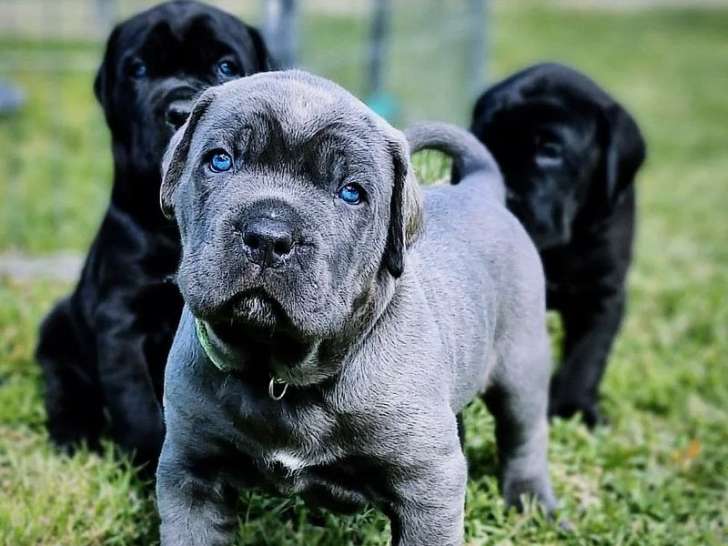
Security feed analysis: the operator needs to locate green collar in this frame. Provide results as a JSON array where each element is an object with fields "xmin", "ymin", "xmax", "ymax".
[
  {"xmin": 195, "ymin": 318, "xmax": 289, "ymax": 400},
  {"xmin": 195, "ymin": 318, "xmax": 239, "ymax": 373}
]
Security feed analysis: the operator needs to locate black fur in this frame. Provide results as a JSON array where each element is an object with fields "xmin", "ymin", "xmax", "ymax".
[
  {"xmin": 468, "ymin": 63, "xmax": 646, "ymax": 427},
  {"xmin": 35, "ymin": 0, "xmax": 274, "ymax": 467}
]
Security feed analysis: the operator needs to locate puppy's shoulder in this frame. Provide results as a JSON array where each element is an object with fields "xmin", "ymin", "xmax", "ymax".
[{"xmin": 163, "ymin": 307, "xmax": 208, "ymax": 396}]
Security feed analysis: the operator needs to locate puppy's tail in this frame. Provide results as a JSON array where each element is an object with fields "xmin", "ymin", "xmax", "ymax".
[{"xmin": 404, "ymin": 121, "xmax": 505, "ymax": 202}]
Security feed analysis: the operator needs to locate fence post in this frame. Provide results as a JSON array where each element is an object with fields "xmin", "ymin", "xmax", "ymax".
[
  {"xmin": 263, "ymin": 0, "xmax": 298, "ymax": 68},
  {"xmin": 367, "ymin": 0, "xmax": 390, "ymax": 99},
  {"xmin": 95, "ymin": 0, "xmax": 118, "ymax": 35},
  {"xmin": 466, "ymin": 0, "xmax": 488, "ymax": 99},
  {"xmin": 366, "ymin": 0, "xmax": 400, "ymax": 120}
]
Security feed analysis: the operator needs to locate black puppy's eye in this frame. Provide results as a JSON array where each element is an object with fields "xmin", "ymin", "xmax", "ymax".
[
  {"xmin": 128, "ymin": 59, "xmax": 148, "ymax": 79},
  {"xmin": 208, "ymin": 151, "xmax": 233, "ymax": 173},
  {"xmin": 216, "ymin": 60, "xmax": 239, "ymax": 78}
]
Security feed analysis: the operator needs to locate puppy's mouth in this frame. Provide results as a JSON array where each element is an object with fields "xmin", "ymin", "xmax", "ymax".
[
  {"xmin": 158, "ymin": 86, "xmax": 201, "ymax": 131},
  {"xmin": 208, "ymin": 291, "xmax": 318, "ymax": 378},
  {"xmin": 212, "ymin": 289, "xmax": 311, "ymax": 342},
  {"xmin": 506, "ymin": 200, "xmax": 572, "ymax": 250},
  {"xmin": 524, "ymin": 222, "xmax": 572, "ymax": 250},
  {"xmin": 217, "ymin": 289, "xmax": 289, "ymax": 336},
  {"xmin": 532, "ymin": 232, "xmax": 569, "ymax": 250}
]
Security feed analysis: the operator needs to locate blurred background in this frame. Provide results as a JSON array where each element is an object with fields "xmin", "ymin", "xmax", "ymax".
[
  {"xmin": 1, "ymin": 1, "xmax": 727, "ymax": 545},
  {"xmin": 0, "ymin": 0, "xmax": 488, "ymax": 262}
]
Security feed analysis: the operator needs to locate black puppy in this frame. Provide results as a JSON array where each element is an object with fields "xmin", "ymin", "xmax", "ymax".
[
  {"xmin": 468, "ymin": 63, "xmax": 646, "ymax": 427},
  {"xmin": 35, "ymin": 0, "xmax": 273, "ymax": 465}
]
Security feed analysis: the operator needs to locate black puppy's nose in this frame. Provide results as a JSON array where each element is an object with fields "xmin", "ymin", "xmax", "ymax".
[
  {"xmin": 241, "ymin": 218, "xmax": 295, "ymax": 267},
  {"xmin": 165, "ymin": 101, "xmax": 191, "ymax": 129}
]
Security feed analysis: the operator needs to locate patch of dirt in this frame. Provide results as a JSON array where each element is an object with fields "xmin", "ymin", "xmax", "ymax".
[{"xmin": 0, "ymin": 252, "xmax": 82, "ymax": 283}]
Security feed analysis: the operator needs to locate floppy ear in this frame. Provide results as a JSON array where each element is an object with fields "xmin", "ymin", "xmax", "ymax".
[
  {"xmin": 160, "ymin": 92, "xmax": 216, "ymax": 219},
  {"xmin": 384, "ymin": 135, "xmax": 424, "ymax": 278},
  {"xmin": 94, "ymin": 26, "xmax": 121, "ymax": 117},
  {"xmin": 247, "ymin": 25, "xmax": 278, "ymax": 71},
  {"xmin": 602, "ymin": 103, "xmax": 646, "ymax": 206}
]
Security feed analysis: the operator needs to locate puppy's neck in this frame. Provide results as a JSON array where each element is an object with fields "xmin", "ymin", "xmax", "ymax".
[
  {"xmin": 318, "ymin": 268, "xmax": 405, "ymax": 374},
  {"xmin": 109, "ymin": 164, "xmax": 174, "ymax": 228},
  {"xmin": 202, "ymin": 318, "xmax": 335, "ymax": 388},
  {"xmin": 349, "ymin": 267, "xmax": 400, "ymax": 340},
  {"xmin": 200, "ymin": 270, "xmax": 404, "ymax": 391}
]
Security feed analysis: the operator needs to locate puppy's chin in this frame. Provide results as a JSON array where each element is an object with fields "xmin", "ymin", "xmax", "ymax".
[
  {"xmin": 210, "ymin": 291, "xmax": 312, "ymax": 357},
  {"xmin": 529, "ymin": 229, "xmax": 571, "ymax": 251},
  {"xmin": 227, "ymin": 290, "xmax": 286, "ymax": 334},
  {"xmin": 210, "ymin": 310, "xmax": 330, "ymax": 387},
  {"xmin": 507, "ymin": 205, "xmax": 572, "ymax": 250},
  {"xmin": 272, "ymin": 347, "xmax": 336, "ymax": 387}
]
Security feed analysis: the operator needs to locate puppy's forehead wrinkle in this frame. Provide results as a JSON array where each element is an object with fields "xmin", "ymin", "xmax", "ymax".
[
  {"xmin": 181, "ymin": 13, "xmax": 219, "ymax": 39},
  {"xmin": 211, "ymin": 110, "xmax": 382, "ymax": 153},
  {"xmin": 126, "ymin": 3, "xmax": 208, "ymax": 40},
  {"xmin": 501, "ymin": 74, "xmax": 615, "ymax": 115},
  {"xmin": 210, "ymin": 70, "xmax": 392, "ymax": 137},
  {"xmin": 200, "ymin": 108, "xmax": 381, "ymax": 181}
]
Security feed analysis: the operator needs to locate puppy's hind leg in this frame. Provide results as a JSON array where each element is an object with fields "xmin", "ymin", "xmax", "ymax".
[
  {"xmin": 484, "ymin": 338, "xmax": 557, "ymax": 513},
  {"xmin": 36, "ymin": 297, "xmax": 104, "ymax": 452}
]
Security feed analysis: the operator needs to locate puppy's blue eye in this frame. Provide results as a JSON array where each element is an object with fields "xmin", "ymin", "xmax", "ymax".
[
  {"xmin": 217, "ymin": 60, "xmax": 239, "ymax": 78},
  {"xmin": 209, "ymin": 152, "xmax": 233, "ymax": 173},
  {"xmin": 129, "ymin": 60, "xmax": 148, "ymax": 78},
  {"xmin": 337, "ymin": 184, "xmax": 363, "ymax": 205}
]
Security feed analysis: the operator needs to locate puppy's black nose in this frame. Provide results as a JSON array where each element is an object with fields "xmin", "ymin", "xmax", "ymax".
[
  {"xmin": 165, "ymin": 101, "xmax": 191, "ymax": 130},
  {"xmin": 241, "ymin": 218, "xmax": 295, "ymax": 267}
]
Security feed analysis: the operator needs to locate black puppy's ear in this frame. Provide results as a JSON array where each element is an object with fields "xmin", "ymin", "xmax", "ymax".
[
  {"xmin": 94, "ymin": 25, "xmax": 121, "ymax": 115},
  {"xmin": 602, "ymin": 103, "xmax": 646, "ymax": 205},
  {"xmin": 160, "ymin": 91, "xmax": 216, "ymax": 219},
  {"xmin": 384, "ymin": 135, "xmax": 424, "ymax": 278},
  {"xmin": 247, "ymin": 25, "xmax": 277, "ymax": 71}
]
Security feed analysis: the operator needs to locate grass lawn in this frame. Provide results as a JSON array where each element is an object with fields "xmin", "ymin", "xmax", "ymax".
[{"xmin": 1, "ymin": 2, "xmax": 727, "ymax": 545}]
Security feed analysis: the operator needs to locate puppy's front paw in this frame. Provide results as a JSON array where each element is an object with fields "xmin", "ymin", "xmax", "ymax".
[
  {"xmin": 47, "ymin": 424, "xmax": 102, "ymax": 456},
  {"xmin": 548, "ymin": 395, "xmax": 604, "ymax": 429},
  {"xmin": 503, "ymin": 475, "xmax": 558, "ymax": 515},
  {"xmin": 549, "ymin": 378, "xmax": 604, "ymax": 428}
]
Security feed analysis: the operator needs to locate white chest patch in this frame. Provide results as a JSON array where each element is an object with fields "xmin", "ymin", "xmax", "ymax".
[{"xmin": 267, "ymin": 449, "xmax": 309, "ymax": 474}]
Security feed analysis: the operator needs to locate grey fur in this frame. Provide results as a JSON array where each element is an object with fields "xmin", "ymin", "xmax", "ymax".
[
  {"xmin": 405, "ymin": 121, "xmax": 506, "ymax": 202},
  {"xmin": 156, "ymin": 70, "xmax": 557, "ymax": 546}
]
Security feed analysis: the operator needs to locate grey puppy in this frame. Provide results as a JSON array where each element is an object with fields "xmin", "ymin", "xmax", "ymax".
[{"xmin": 156, "ymin": 70, "xmax": 557, "ymax": 546}]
